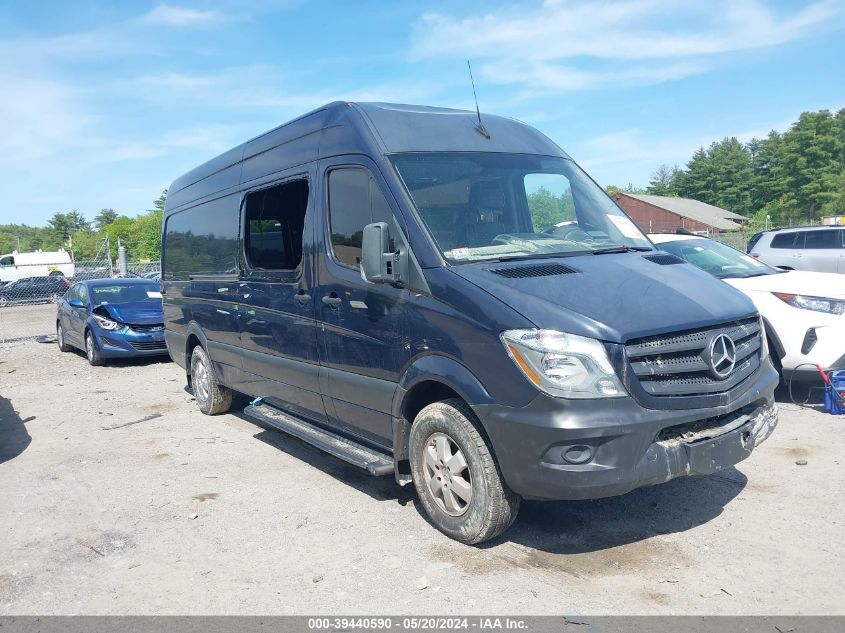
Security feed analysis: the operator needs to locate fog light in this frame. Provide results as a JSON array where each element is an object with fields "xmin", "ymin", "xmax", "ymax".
[{"xmin": 562, "ymin": 445, "xmax": 593, "ymax": 465}]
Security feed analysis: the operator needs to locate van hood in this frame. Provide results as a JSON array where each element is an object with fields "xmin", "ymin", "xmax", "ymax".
[
  {"xmin": 450, "ymin": 252, "xmax": 757, "ymax": 344},
  {"xmin": 94, "ymin": 302, "xmax": 163, "ymax": 325},
  {"xmin": 725, "ymin": 270, "xmax": 845, "ymax": 299}
]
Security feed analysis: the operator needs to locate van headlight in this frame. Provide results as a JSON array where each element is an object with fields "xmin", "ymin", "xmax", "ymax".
[{"xmin": 500, "ymin": 329, "xmax": 626, "ymax": 399}]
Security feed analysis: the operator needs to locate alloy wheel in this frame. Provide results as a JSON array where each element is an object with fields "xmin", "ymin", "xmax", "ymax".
[
  {"xmin": 423, "ymin": 432, "xmax": 473, "ymax": 516},
  {"xmin": 193, "ymin": 357, "xmax": 211, "ymax": 403}
]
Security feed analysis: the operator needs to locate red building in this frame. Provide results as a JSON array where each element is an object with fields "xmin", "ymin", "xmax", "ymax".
[{"xmin": 612, "ymin": 193, "xmax": 747, "ymax": 235}]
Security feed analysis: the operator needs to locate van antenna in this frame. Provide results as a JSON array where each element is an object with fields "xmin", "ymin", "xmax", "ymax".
[{"xmin": 467, "ymin": 60, "xmax": 491, "ymax": 139}]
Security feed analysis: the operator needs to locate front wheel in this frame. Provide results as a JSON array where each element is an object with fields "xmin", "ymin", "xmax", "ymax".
[
  {"xmin": 409, "ymin": 399, "xmax": 520, "ymax": 544},
  {"xmin": 57, "ymin": 322, "xmax": 71, "ymax": 352},
  {"xmin": 190, "ymin": 345, "xmax": 233, "ymax": 415},
  {"xmin": 85, "ymin": 330, "xmax": 105, "ymax": 366}
]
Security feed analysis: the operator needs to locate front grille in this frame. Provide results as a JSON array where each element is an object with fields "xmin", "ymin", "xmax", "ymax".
[
  {"xmin": 130, "ymin": 340, "xmax": 167, "ymax": 351},
  {"xmin": 625, "ymin": 317, "xmax": 761, "ymax": 398},
  {"xmin": 129, "ymin": 323, "xmax": 164, "ymax": 332}
]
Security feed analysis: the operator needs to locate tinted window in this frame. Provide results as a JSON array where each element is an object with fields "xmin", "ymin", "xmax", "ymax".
[
  {"xmin": 243, "ymin": 179, "xmax": 309, "ymax": 271},
  {"xmin": 0, "ymin": 256, "xmax": 13, "ymax": 266},
  {"xmin": 328, "ymin": 168, "xmax": 395, "ymax": 269},
  {"xmin": 163, "ymin": 195, "xmax": 240, "ymax": 281},
  {"xmin": 746, "ymin": 233, "xmax": 763, "ymax": 252},
  {"xmin": 770, "ymin": 232, "xmax": 801, "ymax": 249},
  {"xmin": 804, "ymin": 229, "xmax": 840, "ymax": 249}
]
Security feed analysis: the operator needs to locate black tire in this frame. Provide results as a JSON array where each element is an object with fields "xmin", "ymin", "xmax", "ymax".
[
  {"xmin": 190, "ymin": 345, "xmax": 233, "ymax": 415},
  {"xmin": 85, "ymin": 330, "xmax": 105, "ymax": 366},
  {"xmin": 57, "ymin": 321, "xmax": 71, "ymax": 352},
  {"xmin": 0, "ymin": 296, "xmax": 8, "ymax": 308},
  {"xmin": 409, "ymin": 398, "xmax": 520, "ymax": 544}
]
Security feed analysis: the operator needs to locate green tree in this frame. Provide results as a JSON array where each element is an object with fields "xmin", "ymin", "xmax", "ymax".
[
  {"xmin": 94, "ymin": 208, "xmax": 118, "ymax": 230},
  {"xmin": 678, "ymin": 138, "xmax": 754, "ymax": 216},
  {"xmin": 646, "ymin": 164, "xmax": 682, "ymax": 196}
]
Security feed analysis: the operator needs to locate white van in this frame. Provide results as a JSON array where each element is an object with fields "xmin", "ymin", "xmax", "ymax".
[{"xmin": 0, "ymin": 250, "xmax": 75, "ymax": 284}]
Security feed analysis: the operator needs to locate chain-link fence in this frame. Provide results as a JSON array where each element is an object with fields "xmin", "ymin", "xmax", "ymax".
[
  {"xmin": 0, "ymin": 258, "xmax": 160, "ymax": 344},
  {"xmin": 641, "ymin": 222, "xmax": 752, "ymax": 251}
]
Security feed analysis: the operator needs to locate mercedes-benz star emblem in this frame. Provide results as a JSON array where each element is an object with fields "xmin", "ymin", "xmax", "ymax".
[{"xmin": 707, "ymin": 333, "xmax": 736, "ymax": 379}]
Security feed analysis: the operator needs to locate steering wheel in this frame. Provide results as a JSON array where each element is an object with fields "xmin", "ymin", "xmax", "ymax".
[{"xmin": 550, "ymin": 225, "xmax": 593, "ymax": 242}]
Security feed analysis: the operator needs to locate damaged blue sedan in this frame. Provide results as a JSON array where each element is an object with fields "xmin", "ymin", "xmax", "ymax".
[{"xmin": 56, "ymin": 278, "xmax": 168, "ymax": 365}]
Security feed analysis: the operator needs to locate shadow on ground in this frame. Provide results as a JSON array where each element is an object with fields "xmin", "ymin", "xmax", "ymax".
[
  {"xmin": 0, "ymin": 394, "xmax": 32, "ymax": 464},
  {"xmin": 236, "ymin": 407, "xmax": 747, "ymax": 552}
]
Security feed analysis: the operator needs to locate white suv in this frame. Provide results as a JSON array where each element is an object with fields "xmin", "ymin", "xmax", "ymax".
[
  {"xmin": 748, "ymin": 226, "xmax": 845, "ymax": 273},
  {"xmin": 650, "ymin": 233, "xmax": 845, "ymax": 383}
]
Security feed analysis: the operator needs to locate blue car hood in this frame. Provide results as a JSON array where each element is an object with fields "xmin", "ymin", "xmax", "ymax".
[
  {"xmin": 449, "ymin": 252, "xmax": 758, "ymax": 343},
  {"xmin": 95, "ymin": 302, "xmax": 163, "ymax": 325}
]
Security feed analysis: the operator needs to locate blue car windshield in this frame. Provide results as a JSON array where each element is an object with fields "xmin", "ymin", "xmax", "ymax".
[
  {"xmin": 90, "ymin": 283, "xmax": 161, "ymax": 305},
  {"xmin": 390, "ymin": 152, "xmax": 652, "ymax": 263}
]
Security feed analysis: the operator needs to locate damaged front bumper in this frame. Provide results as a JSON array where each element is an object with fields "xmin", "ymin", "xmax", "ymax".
[{"xmin": 473, "ymin": 365, "xmax": 779, "ymax": 501}]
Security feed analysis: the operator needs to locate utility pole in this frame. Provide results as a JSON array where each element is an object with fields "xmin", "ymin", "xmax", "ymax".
[{"xmin": 117, "ymin": 237, "xmax": 127, "ymax": 276}]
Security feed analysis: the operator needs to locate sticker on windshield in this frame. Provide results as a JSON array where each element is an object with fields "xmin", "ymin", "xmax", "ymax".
[
  {"xmin": 606, "ymin": 215, "xmax": 643, "ymax": 239},
  {"xmin": 147, "ymin": 291, "xmax": 162, "ymax": 299},
  {"xmin": 447, "ymin": 247, "xmax": 470, "ymax": 260}
]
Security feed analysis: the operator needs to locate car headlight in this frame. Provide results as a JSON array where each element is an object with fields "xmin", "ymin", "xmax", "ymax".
[
  {"xmin": 92, "ymin": 313, "xmax": 123, "ymax": 330},
  {"xmin": 500, "ymin": 329, "xmax": 626, "ymax": 399},
  {"xmin": 772, "ymin": 293, "xmax": 845, "ymax": 315}
]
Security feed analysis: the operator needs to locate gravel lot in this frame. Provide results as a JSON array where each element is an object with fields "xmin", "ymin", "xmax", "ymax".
[{"xmin": 0, "ymin": 340, "xmax": 843, "ymax": 615}]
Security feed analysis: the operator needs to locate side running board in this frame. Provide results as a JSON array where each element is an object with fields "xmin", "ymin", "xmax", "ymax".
[{"xmin": 243, "ymin": 403, "xmax": 394, "ymax": 476}]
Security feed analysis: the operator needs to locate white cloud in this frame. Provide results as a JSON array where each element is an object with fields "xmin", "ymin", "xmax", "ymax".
[
  {"xmin": 411, "ymin": 0, "xmax": 841, "ymax": 91},
  {"xmin": 139, "ymin": 4, "xmax": 229, "ymax": 28}
]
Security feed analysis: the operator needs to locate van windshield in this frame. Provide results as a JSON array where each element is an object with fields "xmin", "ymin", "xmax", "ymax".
[{"xmin": 390, "ymin": 153, "xmax": 652, "ymax": 263}]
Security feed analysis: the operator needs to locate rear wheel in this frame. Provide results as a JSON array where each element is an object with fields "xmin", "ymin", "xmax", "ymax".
[
  {"xmin": 0, "ymin": 296, "xmax": 8, "ymax": 307},
  {"xmin": 409, "ymin": 398, "xmax": 520, "ymax": 544},
  {"xmin": 190, "ymin": 345, "xmax": 232, "ymax": 415},
  {"xmin": 85, "ymin": 330, "xmax": 105, "ymax": 366},
  {"xmin": 57, "ymin": 322, "xmax": 71, "ymax": 352}
]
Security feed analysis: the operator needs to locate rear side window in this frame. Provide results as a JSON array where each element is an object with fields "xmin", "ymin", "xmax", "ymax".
[
  {"xmin": 0, "ymin": 256, "xmax": 13, "ymax": 266},
  {"xmin": 746, "ymin": 233, "xmax": 763, "ymax": 252},
  {"xmin": 243, "ymin": 179, "xmax": 309, "ymax": 271},
  {"xmin": 163, "ymin": 195, "xmax": 240, "ymax": 281},
  {"xmin": 770, "ymin": 232, "xmax": 802, "ymax": 249},
  {"xmin": 328, "ymin": 167, "xmax": 395, "ymax": 269},
  {"xmin": 804, "ymin": 229, "xmax": 840, "ymax": 249}
]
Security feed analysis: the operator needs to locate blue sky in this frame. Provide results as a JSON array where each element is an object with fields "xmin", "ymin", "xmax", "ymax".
[{"xmin": 1, "ymin": 0, "xmax": 843, "ymax": 226}]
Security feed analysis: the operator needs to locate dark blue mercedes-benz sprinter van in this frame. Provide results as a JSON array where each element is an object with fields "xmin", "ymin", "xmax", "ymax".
[{"xmin": 162, "ymin": 102, "xmax": 778, "ymax": 544}]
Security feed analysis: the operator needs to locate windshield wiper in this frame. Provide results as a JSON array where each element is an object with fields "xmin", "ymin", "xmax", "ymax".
[
  {"xmin": 496, "ymin": 252, "xmax": 589, "ymax": 262},
  {"xmin": 590, "ymin": 245, "xmax": 653, "ymax": 255}
]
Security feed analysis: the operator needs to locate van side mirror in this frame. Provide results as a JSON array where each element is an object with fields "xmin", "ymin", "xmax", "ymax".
[{"xmin": 361, "ymin": 222, "xmax": 406, "ymax": 285}]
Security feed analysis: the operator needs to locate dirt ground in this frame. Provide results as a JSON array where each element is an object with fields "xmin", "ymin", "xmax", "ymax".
[
  {"xmin": 0, "ymin": 340, "xmax": 843, "ymax": 615},
  {"xmin": 0, "ymin": 303, "xmax": 56, "ymax": 344}
]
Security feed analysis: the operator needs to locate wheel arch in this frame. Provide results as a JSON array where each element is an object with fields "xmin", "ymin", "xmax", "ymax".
[{"xmin": 390, "ymin": 355, "xmax": 493, "ymax": 483}]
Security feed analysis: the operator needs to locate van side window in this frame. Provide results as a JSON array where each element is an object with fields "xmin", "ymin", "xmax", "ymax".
[
  {"xmin": 0, "ymin": 256, "xmax": 13, "ymax": 266},
  {"xmin": 770, "ymin": 232, "xmax": 800, "ymax": 249},
  {"xmin": 244, "ymin": 179, "xmax": 309, "ymax": 271},
  {"xmin": 804, "ymin": 229, "xmax": 839, "ymax": 249},
  {"xmin": 328, "ymin": 168, "xmax": 395, "ymax": 269}
]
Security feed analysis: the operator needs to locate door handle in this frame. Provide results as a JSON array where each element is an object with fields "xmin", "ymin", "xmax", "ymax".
[
  {"xmin": 321, "ymin": 294, "xmax": 342, "ymax": 308},
  {"xmin": 294, "ymin": 292, "xmax": 311, "ymax": 305}
]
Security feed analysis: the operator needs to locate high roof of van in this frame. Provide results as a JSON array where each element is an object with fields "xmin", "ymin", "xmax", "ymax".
[{"xmin": 166, "ymin": 102, "xmax": 568, "ymax": 213}]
